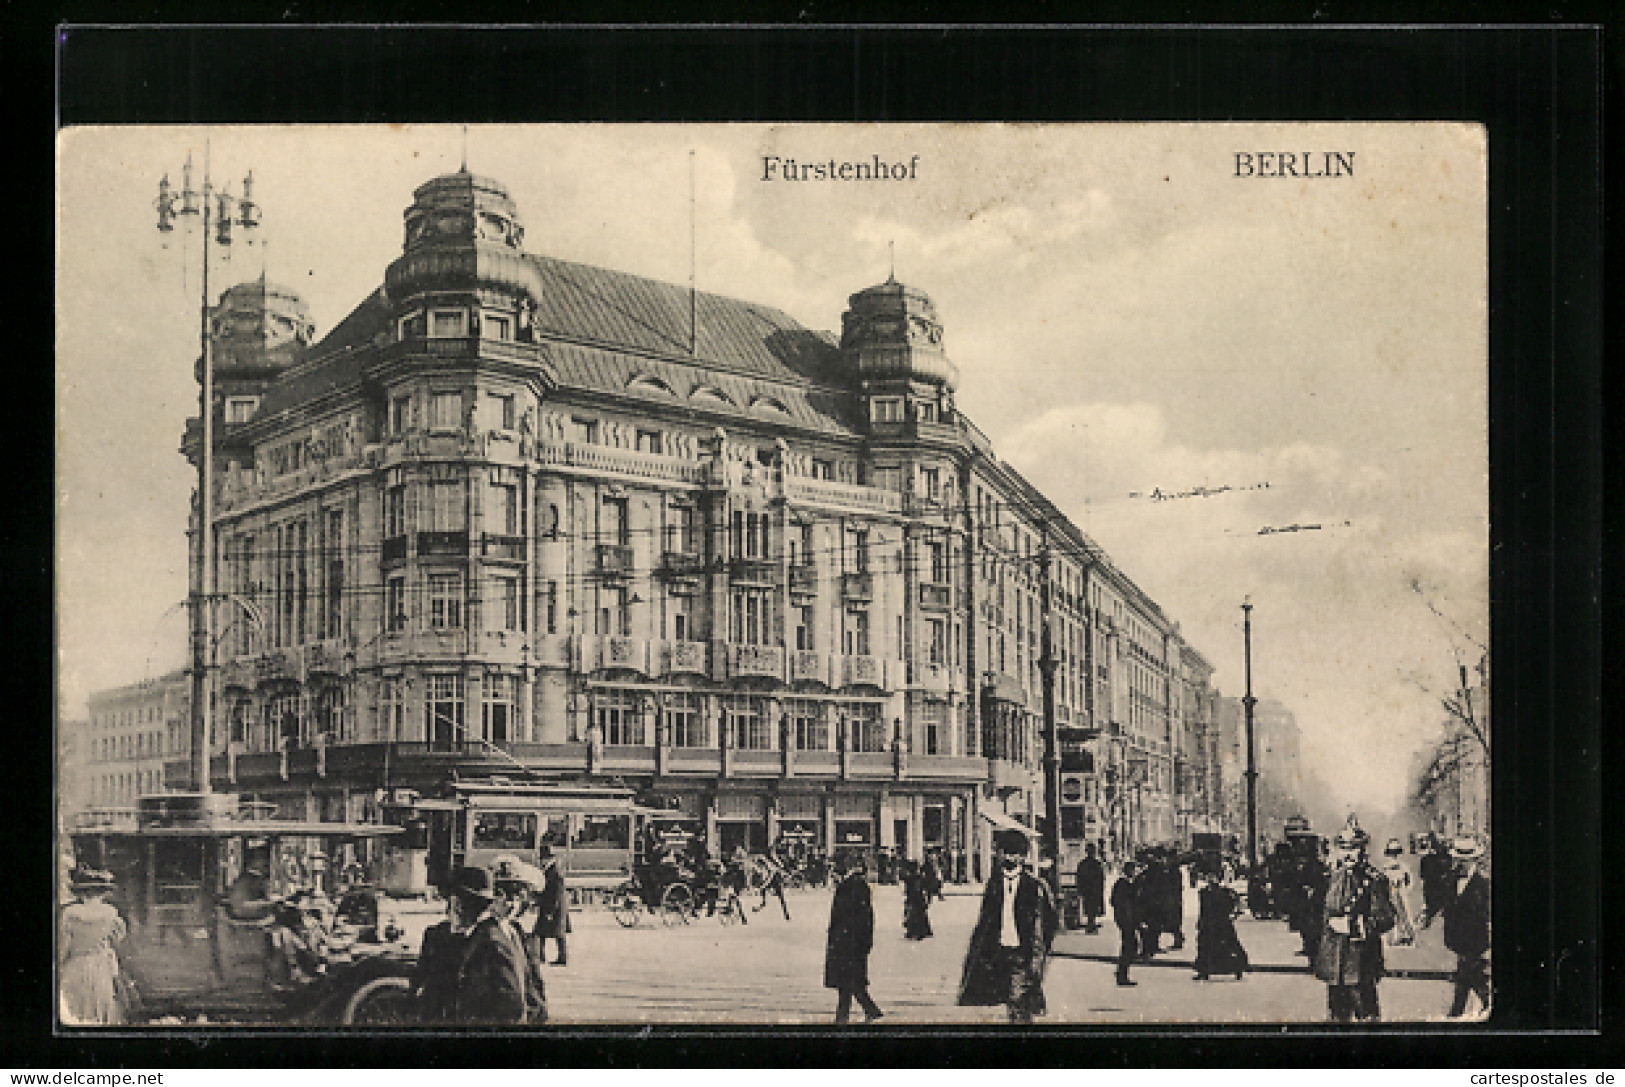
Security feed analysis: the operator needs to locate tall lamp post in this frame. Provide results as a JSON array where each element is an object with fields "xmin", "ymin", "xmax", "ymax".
[
  {"xmin": 154, "ymin": 147, "xmax": 261, "ymax": 795},
  {"xmin": 1241, "ymin": 599, "xmax": 1259, "ymax": 871}
]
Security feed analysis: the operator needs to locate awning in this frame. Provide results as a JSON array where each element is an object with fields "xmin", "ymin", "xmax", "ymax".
[{"xmin": 979, "ymin": 808, "xmax": 1033, "ymax": 834}]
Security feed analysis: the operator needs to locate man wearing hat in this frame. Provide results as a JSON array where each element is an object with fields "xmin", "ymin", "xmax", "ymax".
[
  {"xmin": 1425, "ymin": 837, "xmax": 1490, "ymax": 1017},
  {"xmin": 447, "ymin": 864, "xmax": 528, "ymax": 1024},
  {"xmin": 1314, "ymin": 817, "xmax": 1398, "ymax": 1022},
  {"xmin": 958, "ymin": 827, "xmax": 1057, "ymax": 1022},
  {"xmin": 1110, "ymin": 859, "xmax": 1142, "ymax": 987},
  {"xmin": 824, "ymin": 850, "xmax": 883, "ymax": 1024}
]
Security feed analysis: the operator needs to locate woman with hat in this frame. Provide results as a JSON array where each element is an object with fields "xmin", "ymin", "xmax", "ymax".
[
  {"xmin": 1192, "ymin": 869, "xmax": 1249, "ymax": 982},
  {"xmin": 1314, "ymin": 817, "xmax": 1398, "ymax": 1022},
  {"xmin": 1377, "ymin": 838, "xmax": 1417, "ymax": 946},
  {"xmin": 824, "ymin": 850, "xmax": 883, "ymax": 1024},
  {"xmin": 59, "ymin": 868, "xmax": 128, "ymax": 1025}
]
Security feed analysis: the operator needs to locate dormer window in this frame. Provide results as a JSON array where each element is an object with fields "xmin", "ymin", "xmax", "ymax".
[
  {"xmin": 396, "ymin": 311, "xmax": 425, "ymax": 341},
  {"xmin": 429, "ymin": 309, "xmax": 467, "ymax": 339},
  {"xmin": 225, "ymin": 396, "xmax": 260, "ymax": 424},
  {"xmin": 481, "ymin": 312, "xmax": 512, "ymax": 340},
  {"xmin": 917, "ymin": 400, "xmax": 939, "ymax": 423},
  {"xmin": 871, "ymin": 398, "xmax": 903, "ymax": 424}
]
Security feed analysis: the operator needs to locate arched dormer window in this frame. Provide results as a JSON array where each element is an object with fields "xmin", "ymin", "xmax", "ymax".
[
  {"xmin": 689, "ymin": 385, "xmax": 736, "ymax": 409},
  {"xmin": 749, "ymin": 396, "xmax": 791, "ymax": 418},
  {"xmin": 626, "ymin": 374, "xmax": 677, "ymax": 398}
]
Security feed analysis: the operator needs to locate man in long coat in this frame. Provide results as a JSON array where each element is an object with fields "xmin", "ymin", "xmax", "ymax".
[
  {"xmin": 1432, "ymin": 837, "xmax": 1491, "ymax": 1017},
  {"xmin": 824, "ymin": 851, "xmax": 883, "ymax": 1023},
  {"xmin": 958, "ymin": 828, "xmax": 1057, "ymax": 1022},
  {"xmin": 534, "ymin": 844, "xmax": 570, "ymax": 965},
  {"xmin": 1314, "ymin": 819, "xmax": 1397, "ymax": 1022},
  {"xmin": 1075, "ymin": 844, "xmax": 1106, "ymax": 934},
  {"xmin": 449, "ymin": 865, "xmax": 528, "ymax": 1024},
  {"xmin": 1110, "ymin": 860, "xmax": 1141, "ymax": 987}
]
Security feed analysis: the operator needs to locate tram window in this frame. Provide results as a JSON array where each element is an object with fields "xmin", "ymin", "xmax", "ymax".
[
  {"xmin": 571, "ymin": 814, "xmax": 630, "ymax": 850},
  {"xmin": 472, "ymin": 812, "xmax": 538, "ymax": 852},
  {"xmin": 539, "ymin": 815, "xmax": 568, "ymax": 849}
]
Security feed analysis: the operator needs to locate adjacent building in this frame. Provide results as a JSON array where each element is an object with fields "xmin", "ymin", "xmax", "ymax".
[
  {"xmin": 79, "ymin": 669, "xmax": 190, "ymax": 825},
  {"xmin": 160, "ymin": 166, "xmax": 1219, "ymax": 876}
]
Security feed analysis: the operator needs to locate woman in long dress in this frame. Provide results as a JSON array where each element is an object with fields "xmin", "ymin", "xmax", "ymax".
[
  {"xmin": 59, "ymin": 869, "xmax": 128, "ymax": 1025},
  {"xmin": 1192, "ymin": 874, "xmax": 1249, "ymax": 981},
  {"xmin": 901, "ymin": 859, "xmax": 933, "ymax": 940}
]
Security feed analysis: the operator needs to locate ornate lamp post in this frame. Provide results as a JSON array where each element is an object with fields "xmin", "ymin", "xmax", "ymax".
[{"xmin": 155, "ymin": 147, "xmax": 262, "ymax": 795}]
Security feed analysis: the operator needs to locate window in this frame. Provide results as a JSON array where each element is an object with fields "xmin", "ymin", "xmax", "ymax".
[
  {"xmin": 871, "ymin": 398, "xmax": 903, "ymax": 423},
  {"xmin": 486, "ymin": 391, "xmax": 516, "ymax": 429},
  {"xmin": 544, "ymin": 580, "xmax": 558, "ymax": 634},
  {"xmin": 425, "ymin": 674, "xmax": 464, "ymax": 750},
  {"xmin": 928, "ymin": 618, "xmax": 947, "ymax": 665},
  {"xmin": 267, "ymin": 693, "xmax": 301, "ymax": 750},
  {"xmin": 481, "ymin": 313, "xmax": 512, "ymax": 341},
  {"xmin": 571, "ymin": 815, "xmax": 630, "ymax": 851},
  {"xmin": 473, "ymin": 811, "xmax": 535, "ymax": 851},
  {"xmin": 669, "ymin": 594, "xmax": 691, "ymax": 642},
  {"xmin": 428, "ymin": 573, "xmax": 464, "ymax": 630},
  {"xmin": 397, "ymin": 311, "xmax": 424, "ymax": 340},
  {"xmin": 385, "ymin": 485, "xmax": 407, "ymax": 538},
  {"xmin": 391, "ymin": 395, "xmax": 412, "ymax": 435},
  {"xmin": 601, "ymin": 496, "xmax": 629, "ymax": 545},
  {"xmin": 788, "ymin": 522, "xmax": 814, "ymax": 567},
  {"xmin": 730, "ymin": 588, "xmax": 771, "ymax": 646},
  {"xmin": 843, "ymin": 702, "xmax": 887, "ymax": 753},
  {"xmin": 873, "ymin": 466, "xmax": 903, "ymax": 493},
  {"xmin": 595, "ymin": 690, "xmax": 644, "ymax": 746},
  {"xmin": 386, "ymin": 576, "xmax": 407, "ymax": 632},
  {"xmin": 811, "ymin": 458, "xmax": 833, "ymax": 480},
  {"xmin": 844, "ymin": 525, "xmax": 870, "ymax": 573},
  {"xmin": 595, "ymin": 586, "xmax": 631, "ymax": 637},
  {"xmin": 725, "ymin": 695, "xmax": 770, "ymax": 750},
  {"xmin": 788, "ymin": 699, "xmax": 826, "ymax": 751},
  {"xmin": 667, "ymin": 503, "xmax": 698, "ymax": 555},
  {"xmin": 225, "ymin": 397, "xmax": 259, "ymax": 424},
  {"xmin": 664, "ymin": 692, "xmax": 703, "ymax": 748},
  {"xmin": 430, "ymin": 392, "xmax": 462, "ymax": 430},
  {"xmin": 572, "ymin": 417, "xmax": 599, "ymax": 444},
  {"xmin": 843, "ymin": 609, "xmax": 870, "ymax": 657},
  {"xmin": 920, "ymin": 467, "xmax": 941, "ymax": 501},
  {"xmin": 918, "ymin": 400, "xmax": 939, "ymax": 423},
  {"xmin": 489, "ymin": 482, "xmax": 518, "ymax": 535},
  {"xmin": 921, "ymin": 701, "xmax": 946, "ymax": 755},
  {"xmin": 493, "ymin": 575, "xmax": 520, "ymax": 632},
  {"xmin": 731, "ymin": 510, "xmax": 769, "ymax": 559},
  {"xmin": 927, "ymin": 539, "xmax": 947, "ymax": 584},
  {"xmin": 429, "ymin": 480, "xmax": 466, "ymax": 531},
  {"xmin": 483, "ymin": 675, "xmax": 516, "ymax": 745},
  {"xmin": 793, "ymin": 604, "xmax": 813, "ymax": 651},
  {"xmin": 323, "ymin": 509, "xmax": 344, "ymax": 641},
  {"xmin": 378, "ymin": 678, "xmax": 403, "ymax": 741},
  {"xmin": 635, "ymin": 429, "xmax": 663, "ymax": 454},
  {"xmin": 430, "ymin": 309, "xmax": 466, "ymax": 338}
]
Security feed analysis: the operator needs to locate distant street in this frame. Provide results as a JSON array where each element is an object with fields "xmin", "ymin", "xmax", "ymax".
[{"xmin": 541, "ymin": 878, "xmax": 1465, "ymax": 1025}]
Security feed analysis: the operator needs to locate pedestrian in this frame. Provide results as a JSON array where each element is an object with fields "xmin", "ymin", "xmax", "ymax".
[
  {"xmin": 1075, "ymin": 843, "xmax": 1106, "ymax": 934},
  {"xmin": 957, "ymin": 828, "xmax": 1058, "ymax": 1022},
  {"xmin": 410, "ymin": 895, "xmax": 465, "ymax": 1023},
  {"xmin": 1160, "ymin": 849, "xmax": 1186, "ymax": 950},
  {"xmin": 754, "ymin": 852, "xmax": 792, "ymax": 920},
  {"xmin": 922, "ymin": 850, "xmax": 946, "ymax": 902},
  {"xmin": 901, "ymin": 858, "xmax": 933, "ymax": 940},
  {"xmin": 824, "ymin": 851, "xmax": 883, "ymax": 1024},
  {"xmin": 1110, "ymin": 860, "xmax": 1141, "ymax": 987},
  {"xmin": 59, "ymin": 868, "xmax": 128, "ymax": 1025},
  {"xmin": 1134, "ymin": 851, "xmax": 1160, "ymax": 958},
  {"xmin": 1378, "ymin": 838, "xmax": 1417, "ymax": 946},
  {"xmin": 447, "ymin": 865, "xmax": 528, "ymax": 1024},
  {"xmin": 534, "ymin": 844, "xmax": 571, "ymax": 965},
  {"xmin": 1425, "ymin": 837, "xmax": 1490, "ymax": 1018},
  {"xmin": 493, "ymin": 866, "xmax": 548, "ymax": 1024},
  {"xmin": 1418, "ymin": 836, "xmax": 1453, "ymax": 924},
  {"xmin": 1314, "ymin": 818, "xmax": 1397, "ymax": 1022},
  {"xmin": 1192, "ymin": 873, "xmax": 1249, "ymax": 981}
]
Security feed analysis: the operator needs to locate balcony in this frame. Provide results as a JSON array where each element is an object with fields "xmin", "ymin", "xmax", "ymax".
[
  {"xmin": 381, "ymin": 535, "xmax": 408, "ymax": 565},
  {"xmin": 658, "ymin": 550, "xmax": 705, "ymax": 584},
  {"xmin": 657, "ymin": 639, "xmax": 707, "ymax": 676},
  {"xmin": 663, "ymin": 746, "xmax": 723, "ymax": 775},
  {"xmin": 599, "ymin": 746, "xmax": 657, "ymax": 774},
  {"xmin": 841, "ymin": 571, "xmax": 873, "ymax": 602},
  {"xmin": 841, "ymin": 655, "xmax": 883, "ymax": 688},
  {"xmin": 790, "ymin": 650, "xmax": 831, "ymax": 686},
  {"xmin": 784, "ymin": 476, "xmax": 903, "ymax": 516},
  {"xmin": 915, "ymin": 660, "xmax": 953, "ymax": 692},
  {"xmin": 417, "ymin": 530, "xmax": 468, "ymax": 558},
  {"xmin": 728, "ymin": 643, "xmax": 785, "ymax": 681},
  {"xmin": 731, "ymin": 749, "xmax": 783, "ymax": 776},
  {"xmin": 847, "ymin": 752, "xmax": 894, "ymax": 780},
  {"xmin": 535, "ymin": 439, "xmax": 710, "ymax": 486},
  {"xmin": 728, "ymin": 557, "xmax": 778, "ymax": 586},
  {"xmin": 596, "ymin": 543, "xmax": 634, "ymax": 578},
  {"xmin": 795, "ymin": 750, "xmax": 840, "ymax": 776},
  {"xmin": 482, "ymin": 533, "xmax": 526, "ymax": 561},
  {"xmin": 603, "ymin": 636, "xmax": 649, "ymax": 674},
  {"xmin": 909, "ymin": 754, "xmax": 990, "ymax": 781},
  {"xmin": 788, "ymin": 563, "xmax": 818, "ymax": 596},
  {"xmin": 919, "ymin": 582, "xmax": 952, "ymax": 610}
]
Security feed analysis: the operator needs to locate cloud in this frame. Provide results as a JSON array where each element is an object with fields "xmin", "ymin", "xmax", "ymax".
[{"xmin": 849, "ymin": 189, "xmax": 1112, "ymax": 276}]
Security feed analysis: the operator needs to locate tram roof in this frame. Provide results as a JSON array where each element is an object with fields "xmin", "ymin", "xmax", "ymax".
[{"xmin": 73, "ymin": 819, "xmax": 404, "ymax": 840}]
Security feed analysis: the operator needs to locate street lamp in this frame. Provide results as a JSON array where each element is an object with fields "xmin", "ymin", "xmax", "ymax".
[{"xmin": 155, "ymin": 145, "xmax": 262, "ymax": 795}]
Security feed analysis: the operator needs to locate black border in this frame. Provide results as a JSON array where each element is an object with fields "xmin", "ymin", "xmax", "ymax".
[{"xmin": 30, "ymin": 23, "xmax": 1608, "ymax": 1068}]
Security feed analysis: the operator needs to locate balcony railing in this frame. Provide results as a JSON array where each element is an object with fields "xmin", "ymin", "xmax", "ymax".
[
  {"xmin": 596, "ymin": 543, "xmax": 634, "ymax": 577},
  {"xmin": 417, "ymin": 530, "xmax": 467, "ymax": 557},
  {"xmin": 535, "ymin": 439, "xmax": 710, "ymax": 485},
  {"xmin": 842, "ymin": 655, "xmax": 883, "ymax": 687},
  {"xmin": 659, "ymin": 550, "xmax": 705, "ymax": 580},
  {"xmin": 841, "ymin": 571, "xmax": 873, "ymax": 602},
  {"xmin": 790, "ymin": 650, "xmax": 830, "ymax": 685},
  {"xmin": 788, "ymin": 563, "xmax": 818, "ymax": 595},
  {"xmin": 603, "ymin": 636, "xmax": 649, "ymax": 673},
  {"xmin": 919, "ymin": 582, "xmax": 952, "ymax": 610},
  {"xmin": 482, "ymin": 533, "xmax": 526, "ymax": 561},
  {"xmin": 729, "ymin": 643, "xmax": 785, "ymax": 680},
  {"xmin": 728, "ymin": 557, "xmax": 778, "ymax": 586},
  {"xmin": 381, "ymin": 535, "xmax": 408, "ymax": 564},
  {"xmin": 663, "ymin": 639, "xmax": 708, "ymax": 675},
  {"xmin": 785, "ymin": 476, "xmax": 904, "ymax": 515}
]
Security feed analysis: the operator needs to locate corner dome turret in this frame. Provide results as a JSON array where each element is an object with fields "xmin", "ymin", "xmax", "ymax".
[
  {"xmin": 838, "ymin": 274, "xmax": 958, "ymax": 391},
  {"xmin": 383, "ymin": 167, "xmax": 544, "ymax": 305},
  {"xmin": 205, "ymin": 276, "xmax": 313, "ymax": 376}
]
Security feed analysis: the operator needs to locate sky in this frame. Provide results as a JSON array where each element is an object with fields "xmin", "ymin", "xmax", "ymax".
[{"xmin": 56, "ymin": 124, "xmax": 1487, "ymax": 816}]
